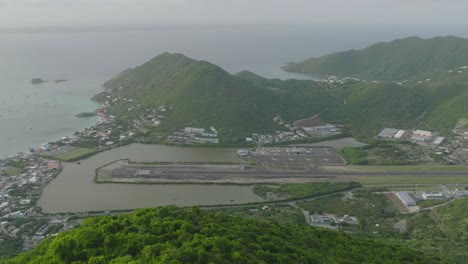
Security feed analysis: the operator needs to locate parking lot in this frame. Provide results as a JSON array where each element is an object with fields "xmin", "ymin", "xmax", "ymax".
[{"xmin": 254, "ymin": 147, "xmax": 345, "ymax": 167}]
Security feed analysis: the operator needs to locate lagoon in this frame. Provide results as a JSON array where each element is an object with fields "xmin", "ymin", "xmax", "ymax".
[{"xmin": 37, "ymin": 144, "xmax": 262, "ymax": 213}]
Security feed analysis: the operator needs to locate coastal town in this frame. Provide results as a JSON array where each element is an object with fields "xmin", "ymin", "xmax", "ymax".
[
  {"xmin": 0, "ymin": 153, "xmax": 65, "ymax": 250},
  {"xmin": 1, "ymin": 82, "xmax": 468, "ymax": 255}
]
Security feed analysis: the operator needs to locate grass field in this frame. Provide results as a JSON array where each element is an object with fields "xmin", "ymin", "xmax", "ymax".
[
  {"xmin": 0, "ymin": 167, "xmax": 22, "ymax": 176},
  {"xmin": 354, "ymin": 175, "xmax": 468, "ymax": 185},
  {"xmin": 55, "ymin": 148, "xmax": 98, "ymax": 162},
  {"xmin": 342, "ymin": 164, "xmax": 468, "ymax": 172}
]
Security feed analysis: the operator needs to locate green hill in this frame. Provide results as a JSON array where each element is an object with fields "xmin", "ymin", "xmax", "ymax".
[
  {"xmin": 399, "ymin": 198, "xmax": 468, "ymax": 263},
  {"xmin": 99, "ymin": 53, "xmax": 282, "ymax": 142},
  {"xmin": 97, "ymin": 52, "xmax": 468, "ymax": 143},
  {"xmin": 284, "ymin": 36, "xmax": 468, "ymax": 81},
  {"xmin": 433, "ymin": 198, "xmax": 468, "ymax": 241},
  {"xmin": 7, "ymin": 207, "xmax": 441, "ymax": 264}
]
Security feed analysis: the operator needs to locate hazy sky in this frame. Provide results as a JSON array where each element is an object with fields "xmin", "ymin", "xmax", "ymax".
[{"xmin": 0, "ymin": 0, "xmax": 467, "ymax": 28}]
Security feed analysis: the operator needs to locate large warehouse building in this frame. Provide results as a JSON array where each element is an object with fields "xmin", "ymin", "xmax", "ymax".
[{"xmin": 396, "ymin": 191, "xmax": 416, "ymax": 206}]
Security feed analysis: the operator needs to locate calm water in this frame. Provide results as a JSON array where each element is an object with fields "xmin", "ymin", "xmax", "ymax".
[
  {"xmin": 37, "ymin": 144, "xmax": 263, "ymax": 213},
  {"xmin": 2, "ymin": 25, "xmax": 466, "ymax": 156}
]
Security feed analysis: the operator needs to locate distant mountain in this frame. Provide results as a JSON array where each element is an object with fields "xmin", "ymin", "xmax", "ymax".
[
  {"xmin": 8, "ymin": 207, "xmax": 440, "ymax": 263},
  {"xmin": 97, "ymin": 52, "xmax": 468, "ymax": 142},
  {"xmin": 284, "ymin": 36, "xmax": 468, "ymax": 81},
  {"xmin": 99, "ymin": 53, "xmax": 282, "ymax": 141}
]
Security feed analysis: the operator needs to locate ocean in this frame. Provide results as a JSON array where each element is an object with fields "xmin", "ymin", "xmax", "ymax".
[{"xmin": 1, "ymin": 24, "xmax": 467, "ymax": 156}]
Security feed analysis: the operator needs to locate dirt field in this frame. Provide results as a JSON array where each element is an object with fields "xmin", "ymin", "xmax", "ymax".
[
  {"xmin": 293, "ymin": 114, "xmax": 326, "ymax": 128},
  {"xmin": 385, "ymin": 193, "xmax": 409, "ymax": 213}
]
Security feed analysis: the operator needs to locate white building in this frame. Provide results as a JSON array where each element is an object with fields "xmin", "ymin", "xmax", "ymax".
[
  {"xmin": 393, "ymin": 130, "xmax": 406, "ymax": 139},
  {"xmin": 184, "ymin": 127, "xmax": 205, "ymax": 134},
  {"xmin": 422, "ymin": 192, "xmax": 445, "ymax": 200}
]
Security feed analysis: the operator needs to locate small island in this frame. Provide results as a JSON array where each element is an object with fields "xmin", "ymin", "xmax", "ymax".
[
  {"xmin": 53, "ymin": 79, "xmax": 69, "ymax": 83},
  {"xmin": 75, "ymin": 112, "xmax": 96, "ymax": 118},
  {"xmin": 30, "ymin": 78, "xmax": 47, "ymax": 84}
]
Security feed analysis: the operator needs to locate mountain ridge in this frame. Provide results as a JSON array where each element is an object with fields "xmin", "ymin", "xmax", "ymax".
[{"xmin": 284, "ymin": 36, "xmax": 468, "ymax": 81}]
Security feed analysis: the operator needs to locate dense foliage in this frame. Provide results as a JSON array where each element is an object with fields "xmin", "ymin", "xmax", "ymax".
[
  {"xmin": 433, "ymin": 198, "xmax": 468, "ymax": 241},
  {"xmin": 401, "ymin": 198, "xmax": 468, "ymax": 263},
  {"xmin": 284, "ymin": 36, "xmax": 468, "ymax": 80},
  {"xmin": 7, "ymin": 207, "xmax": 440, "ymax": 264},
  {"xmin": 340, "ymin": 142, "xmax": 428, "ymax": 165}
]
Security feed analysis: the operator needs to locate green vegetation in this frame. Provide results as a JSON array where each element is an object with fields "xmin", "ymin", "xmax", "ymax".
[
  {"xmin": 346, "ymin": 164, "xmax": 468, "ymax": 172},
  {"xmin": 0, "ymin": 167, "xmax": 22, "ymax": 176},
  {"xmin": 284, "ymin": 36, "xmax": 468, "ymax": 80},
  {"xmin": 99, "ymin": 53, "xmax": 283, "ymax": 142},
  {"xmin": 97, "ymin": 51, "xmax": 468, "ymax": 142},
  {"xmin": 0, "ymin": 237, "xmax": 23, "ymax": 259},
  {"xmin": 298, "ymin": 190, "xmax": 397, "ymax": 231},
  {"xmin": 418, "ymin": 199, "xmax": 450, "ymax": 209},
  {"xmin": 8, "ymin": 207, "xmax": 440, "ymax": 263},
  {"xmin": 212, "ymin": 204, "xmax": 306, "ymax": 225},
  {"xmin": 5, "ymin": 160, "xmax": 28, "ymax": 169},
  {"xmin": 253, "ymin": 181, "xmax": 361, "ymax": 200},
  {"xmin": 297, "ymin": 191, "xmax": 468, "ymax": 263},
  {"xmin": 399, "ymin": 198, "xmax": 468, "ymax": 263},
  {"xmin": 433, "ymin": 198, "xmax": 468, "ymax": 241},
  {"xmin": 354, "ymin": 176, "xmax": 468, "ymax": 185},
  {"xmin": 341, "ymin": 142, "xmax": 429, "ymax": 165},
  {"xmin": 54, "ymin": 148, "xmax": 99, "ymax": 162}
]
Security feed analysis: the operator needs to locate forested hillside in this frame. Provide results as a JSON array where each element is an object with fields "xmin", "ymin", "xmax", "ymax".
[
  {"xmin": 7, "ymin": 207, "xmax": 441, "ymax": 264},
  {"xmin": 284, "ymin": 36, "xmax": 468, "ymax": 80},
  {"xmin": 97, "ymin": 51, "xmax": 468, "ymax": 141}
]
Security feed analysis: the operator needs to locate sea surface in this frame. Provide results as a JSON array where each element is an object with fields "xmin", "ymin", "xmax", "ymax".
[{"xmin": 1, "ymin": 24, "xmax": 467, "ymax": 156}]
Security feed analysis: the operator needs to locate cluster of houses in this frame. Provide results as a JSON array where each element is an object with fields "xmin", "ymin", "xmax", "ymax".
[
  {"xmin": 167, "ymin": 127, "xmax": 220, "ymax": 144},
  {"xmin": 322, "ymin": 76, "xmax": 362, "ymax": 84},
  {"xmin": 132, "ymin": 106, "xmax": 167, "ymax": 129},
  {"xmin": 0, "ymin": 155, "xmax": 60, "ymax": 218},
  {"xmin": 0, "ymin": 153, "xmax": 68, "ymax": 249},
  {"xmin": 246, "ymin": 131, "xmax": 304, "ymax": 145},
  {"xmin": 0, "ymin": 153, "xmax": 61, "ymax": 217},
  {"xmin": 70, "ymin": 102, "xmax": 137, "ymax": 147}
]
